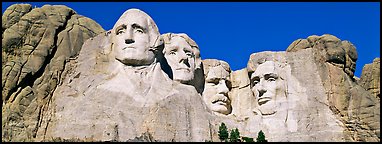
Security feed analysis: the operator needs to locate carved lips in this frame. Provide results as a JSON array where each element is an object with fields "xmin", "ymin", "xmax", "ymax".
[
  {"xmin": 175, "ymin": 67, "xmax": 190, "ymax": 72},
  {"xmin": 122, "ymin": 46, "xmax": 135, "ymax": 50},
  {"xmin": 258, "ymin": 97, "xmax": 271, "ymax": 105}
]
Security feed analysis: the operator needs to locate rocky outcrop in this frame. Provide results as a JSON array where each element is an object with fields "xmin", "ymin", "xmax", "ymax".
[
  {"xmin": 359, "ymin": 58, "xmax": 380, "ymax": 100},
  {"xmin": 2, "ymin": 4, "xmax": 104, "ymax": 142},
  {"xmin": 2, "ymin": 4, "xmax": 32, "ymax": 37},
  {"xmin": 287, "ymin": 34, "xmax": 358, "ymax": 78},
  {"xmin": 285, "ymin": 34, "xmax": 379, "ymax": 141}
]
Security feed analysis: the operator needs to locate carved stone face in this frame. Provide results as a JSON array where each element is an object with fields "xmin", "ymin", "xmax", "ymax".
[
  {"xmin": 112, "ymin": 10, "xmax": 154, "ymax": 66},
  {"xmin": 164, "ymin": 36, "xmax": 196, "ymax": 84},
  {"xmin": 202, "ymin": 65, "xmax": 232, "ymax": 115},
  {"xmin": 250, "ymin": 61, "xmax": 285, "ymax": 115}
]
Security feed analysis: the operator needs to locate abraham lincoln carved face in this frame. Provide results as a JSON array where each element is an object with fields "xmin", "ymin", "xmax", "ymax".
[{"xmin": 250, "ymin": 61, "xmax": 286, "ymax": 116}]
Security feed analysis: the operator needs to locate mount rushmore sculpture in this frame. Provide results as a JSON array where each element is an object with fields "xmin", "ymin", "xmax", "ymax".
[{"xmin": 2, "ymin": 5, "xmax": 380, "ymax": 142}]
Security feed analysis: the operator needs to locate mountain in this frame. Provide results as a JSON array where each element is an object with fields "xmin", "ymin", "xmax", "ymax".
[{"xmin": 2, "ymin": 4, "xmax": 379, "ymax": 142}]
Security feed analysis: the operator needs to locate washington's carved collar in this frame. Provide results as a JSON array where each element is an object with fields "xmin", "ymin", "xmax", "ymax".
[{"xmin": 117, "ymin": 60, "xmax": 158, "ymax": 75}]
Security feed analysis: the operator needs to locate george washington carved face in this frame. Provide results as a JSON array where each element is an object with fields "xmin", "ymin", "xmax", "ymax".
[{"xmin": 112, "ymin": 9, "xmax": 162, "ymax": 66}]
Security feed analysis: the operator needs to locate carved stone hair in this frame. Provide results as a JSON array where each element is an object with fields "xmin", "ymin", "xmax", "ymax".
[
  {"xmin": 162, "ymin": 33, "xmax": 201, "ymax": 68},
  {"xmin": 202, "ymin": 59, "xmax": 231, "ymax": 79},
  {"xmin": 247, "ymin": 52, "xmax": 286, "ymax": 81}
]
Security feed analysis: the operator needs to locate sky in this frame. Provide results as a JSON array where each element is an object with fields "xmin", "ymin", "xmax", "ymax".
[{"xmin": 2, "ymin": 2, "xmax": 380, "ymax": 77}]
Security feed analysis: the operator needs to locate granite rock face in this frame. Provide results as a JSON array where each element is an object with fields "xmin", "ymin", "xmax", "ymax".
[
  {"xmin": 2, "ymin": 4, "xmax": 379, "ymax": 142},
  {"xmin": 222, "ymin": 34, "xmax": 379, "ymax": 141},
  {"xmin": 286, "ymin": 34, "xmax": 358, "ymax": 78},
  {"xmin": 32, "ymin": 8, "xmax": 215, "ymax": 142},
  {"xmin": 284, "ymin": 35, "xmax": 379, "ymax": 141},
  {"xmin": 2, "ymin": 4, "xmax": 104, "ymax": 142},
  {"xmin": 359, "ymin": 58, "xmax": 380, "ymax": 100},
  {"xmin": 36, "ymin": 31, "xmax": 215, "ymax": 142}
]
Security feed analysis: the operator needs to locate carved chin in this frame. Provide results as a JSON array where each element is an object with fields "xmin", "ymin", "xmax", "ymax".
[
  {"xmin": 173, "ymin": 72, "xmax": 194, "ymax": 83},
  {"xmin": 258, "ymin": 103, "xmax": 276, "ymax": 116},
  {"xmin": 259, "ymin": 109, "xmax": 276, "ymax": 116},
  {"xmin": 211, "ymin": 105, "xmax": 230, "ymax": 115},
  {"xmin": 116, "ymin": 57, "xmax": 154, "ymax": 66}
]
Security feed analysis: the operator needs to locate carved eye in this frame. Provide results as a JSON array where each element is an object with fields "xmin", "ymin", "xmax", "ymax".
[
  {"xmin": 264, "ymin": 73, "xmax": 278, "ymax": 82},
  {"xmin": 207, "ymin": 79, "xmax": 219, "ymax": 85},
  {"xmin": 268, "ymin": 77, "xmax": 276, "ymax": 81},
  {"xmin": 169, "ymin": 50, "xmax": 176, "ymax": 55},
  {"xmin": 115, "ymin": 25, "xmax": 126, "ymax": 35},
  {"xmin": 251, "ymin": 76, "xmax": 260, "ymax": 87},
  {"xmin": 251, "ymin": 77, "xmax": 260, "ymax": 87},
  {"xmin": 253, "ymin": 80, "xmax": 259, "ymax": 85},
  {"xmin": 265, "ymin": 75, "xmax": 277, "ymax": 82},
  {"xmin": 132, "ymin": 24, "xmax": 145, "ymax": 34},
  {"xmin": 211, "ymin": 80, "xmax": 219, "ymax": 85},
  {"xmin": 116, "ymin": 29, "xmax": 124, "ymax": 35},
  {"xmin": 185, "ymin": 51, "xmax": 194, "ymax": 58},
  {"xmin": 225, "ymin": 80, "xmax": 232, "ymax": 90},
  {"xmin": 135, "ymin": 28, "xmax": 144, "ymax": 34}
]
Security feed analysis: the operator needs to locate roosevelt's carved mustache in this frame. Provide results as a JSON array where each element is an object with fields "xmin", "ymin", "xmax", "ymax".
[{"xmin": 211, "ymin": 95, "xmax": 229, "ymax": 104}]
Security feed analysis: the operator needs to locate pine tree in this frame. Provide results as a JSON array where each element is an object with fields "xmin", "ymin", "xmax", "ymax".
[
  {"xmin": 218, "ymin": 122, "xmax": 229, "ymax": 142},
  {"xmin": 256, "ymin": 130, "xmax": 268, "ymax": 142},
  {"xmin": 229, "ymin": 128, "xmax": 241, "ymax": 142}
]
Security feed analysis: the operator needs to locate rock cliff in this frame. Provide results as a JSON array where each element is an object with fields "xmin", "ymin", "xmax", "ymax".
[
  {"xmin": 2, "ymin": 4, "xmax": 104, "ymax": 141},
  {"xmin": 359, "ymin": 58, "xmax": 380, "ymax": 100}
]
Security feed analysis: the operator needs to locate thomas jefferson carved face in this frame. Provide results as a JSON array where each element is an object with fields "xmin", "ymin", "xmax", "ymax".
[
  {"xmin": 164, "ymin": 36, "xmax": 195, "ymax": 83},
  {"xmin": 112, "ymin": 9, "xmax": 161, "ymax": 66},
  {"xmin": 202, "ymin": 62, "xmax": 232, "ymax": 115},
  {"xmin": 163, "ymin": 34, "xmax": 199, "ymax": 84},
  {"xmin": 250, "ymin": 61, "xmax": 285, "ymax": 116}
]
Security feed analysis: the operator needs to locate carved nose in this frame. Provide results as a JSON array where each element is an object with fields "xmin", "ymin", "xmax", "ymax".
[
  {"xmin": 257, "ymin": 82, "xmax": 267, "ymax": 97},
  {"xmin": 180, "ymin": 59, "xmax": 190, "ymax": 68},
  {"xmin": 179, "ymin": 51, "xmax": 188, "ymax": 60},
  {"xmin": 257, "ymin": 89, "xmax": 267, "ymax": 97},
  {"xmin": 179, "ymin": 52, "xmax": 190, "ymax": 67},
  {"xmin": 217, "ymin": 81, "xmax": 229, "ymax": 95},
  {"xmin": 125, "ymin": 39, "xmax": 135, "ymax": 44}
]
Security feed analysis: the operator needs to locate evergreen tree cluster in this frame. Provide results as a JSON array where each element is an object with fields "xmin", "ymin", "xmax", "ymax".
[{"xmin": 217, "ymin": 122, "xmax": 267, "ymax": 142}]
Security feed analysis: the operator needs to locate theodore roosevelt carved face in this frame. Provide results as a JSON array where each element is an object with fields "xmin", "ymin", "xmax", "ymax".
[
  {"xmin": 250, "ymin": 61, "xmax": 286, "ymax": 116},
  {"xmin": 202, "ymin": 60, "xmax": 232, "ymax": 115},
  {"xmin": 112, "ymin": 9, "xmax": 162, "ymax": 66}
]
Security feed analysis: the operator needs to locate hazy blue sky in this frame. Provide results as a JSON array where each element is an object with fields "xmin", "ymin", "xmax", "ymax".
[{"xmin": 2, "ymin": 2, "xmax": 380, "ymax": 77}]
